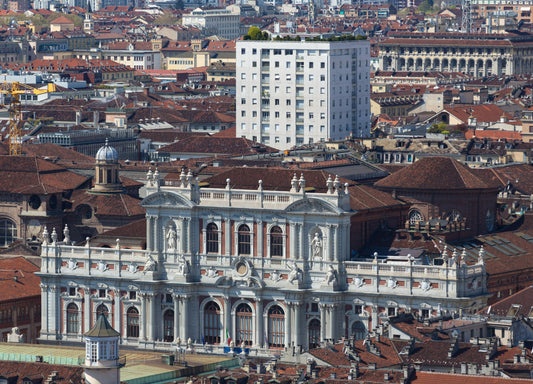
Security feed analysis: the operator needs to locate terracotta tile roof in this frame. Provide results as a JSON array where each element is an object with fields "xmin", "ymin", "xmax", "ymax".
[
  {"xmin": 412, "ymin": 371, "xmax": 533, "ymax": 383},
  {"xmin": 348, "ymin": 184, "xmax": 405, "ymax": 211},
  {"xmin": 98, "ymin": 218, "xmax": 146, "ymax": 238},
  {"xmin": 389, "ymin": 314, "xmax": 450, "ymax": 341},
  {"xmin": 0, "ymin": 361, "xmax": 83, "ymax": 384},
  {"xmin": 70, "ymin": 190, "xmax": 145, "ymax": 217},
  {"xmin": 0, "ymin": 156, "xmax": 89, "ymax": 194},
  {"xmin": 0, "ymin": 257, "xmax": 40, "ymax": 301},
  {"xmin": 157, "ymin": 136, "xmax": 277, "ymax": 156},
  {"xmin": 21, "ymin": 143, "xmax": 95, "ymax": 169},
  {"xmin": 445, "ymin": 105, "xmax": 514, "ymax": 124},
  {"xmin": 211, "ymin": 125, "xmax": 236, "ymax": 138},
  {"xmin": 310, "ymin": 338, "xmax": 402, "ymax": 368},
  {"xmin": 465, "ymin": 130, "xmax": 522, "ymax": 141},
  {"xmin": 50, "ymin": 16, "xmax": 74, "ymax": 24},
  {"xmin": 392, "ymin": 339, "xmax": 489, "ymax": 367},
  {"xmin": 201, "ymin": 167, "xmax": 354, "ymax": 192},
  {"xmin": 199, "ymin": 167, "xmax": 403, "ymax": 211},
  {"xmin": 479, "ymin": 285, "xmax": 533, "ymax": 317},
  {"xmin": 472, "ymin": 164, "xmax": 533, "ymax": 195},
  {"xmin": 374, "ymin": 156, "xmax": 493, "ymax": 190}
]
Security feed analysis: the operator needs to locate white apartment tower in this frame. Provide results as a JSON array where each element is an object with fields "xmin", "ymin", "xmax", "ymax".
[{"xmin": 236, "ymin": 39, "xmax": 371, "ymax": 150}]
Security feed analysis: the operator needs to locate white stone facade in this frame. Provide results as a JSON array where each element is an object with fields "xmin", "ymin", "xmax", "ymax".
[
  {"xmin": 38, "ymin": 171, "xmax": 488, "ymax": 353},
  {"xmin": 182, "ymin": 8, "xmax": 241, "ymax": 40},
  {"xmin": 236, "ymin": 40, "xmax": 372, "ymax": 150}
]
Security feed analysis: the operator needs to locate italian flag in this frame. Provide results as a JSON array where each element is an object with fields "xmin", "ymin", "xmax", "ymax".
[{"xmin": 226, "ymin": 328, "xmax": 231, "ymax": 346}]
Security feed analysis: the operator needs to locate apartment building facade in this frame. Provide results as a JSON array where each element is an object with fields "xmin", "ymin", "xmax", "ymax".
[
  {"xmin": 236, "ymin": 39, "xmax": 371, "ymax": 150},
  {"xmin": 182, "ymin": 8, "xmax": 241, "ymax": 40}
]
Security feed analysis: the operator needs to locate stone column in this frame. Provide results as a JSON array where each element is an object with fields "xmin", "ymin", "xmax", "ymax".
[
  {"xmin": 257, "ymin": 220, "xmax": 263, "ymax": 258},
  {"xmin": 285, "ymin": 302, "xmax": 292, "ymax": 347},
  {"xmin": 328, "ymin": 225, "xmax": 334, "ymax": 261},
  {"xmin": 147, "ymin": 216, "xmax": 153, "ymax": 251},
  {"xmin": 298, "ymin": 224, "xmax": 303, "ymax": 260},
  {"xmin": 256, "ymin": 298, "xmax": 263, "ymax": 348},
  {"xmin": 173, "ymin": 294, "xmax": 179, "ymax": 342},
  {"xmin": 180, "ymin": 295, "xmax": 189, "ymax": 340},
  {"xmin": 40, "ymin": 284, "xmax": 48, "ymax": 335},
  {"xmin": 225, "ymin": 218, "xmax": 231, "ymax": 256},
  {"xmin": 154, "ymin": 217, "xmax": 160, "ymax": 255},
  {"xmin": 83, "ymin": 288, "xmax": 91, "ymax": 334},
  {"xmin": 329, "ymin": 304, "xmax": 336, "ymax": 341},
  {"xmin": 290, "ymin": 223, "xmax": 296, "ymax": 259},
  {"xmin": 224, "ymin": 296, "xmax": 231, "ymax": 344},
  {"xmin": 294, "ymin": 302, "xmax": 302, "ymax": 348},
  {"xmin": 319, "ymin": 303, "xmax": 326, "ymax": 342},
  {"xmin": 49, "ymin": 285, "xmax": 59, "ymax": 336},
  {"xmin": 333, "ymin": 225, "xmax": 338, "ymax": 262},
  {"xmin": 113, "ymin": 289, "xmax": 121, "ymax": 336},
  {"xmin": 149, "ymin": 293, "xmax": 156, "ymax": 341},
  {"xmin": 179, "ymin": 217, "xmax": 186, "ymax": 254},
  {"xmin": 139, "ymin": 293, "xmax": 146, "ymax": 340}
]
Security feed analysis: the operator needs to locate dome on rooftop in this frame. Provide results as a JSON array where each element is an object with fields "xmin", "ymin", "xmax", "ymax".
[{"xmin": 95, "ymin": 138, "xmax": 118, "ymax": 162}]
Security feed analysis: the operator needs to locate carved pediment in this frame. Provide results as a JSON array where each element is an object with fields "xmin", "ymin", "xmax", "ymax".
[
  {"xmin": 141, "ymin": 192, "xmax": 195, "ymax": 208},
  {"xmin": 285, "ymin": 198, "xmax": 341, "ymax": 214}
]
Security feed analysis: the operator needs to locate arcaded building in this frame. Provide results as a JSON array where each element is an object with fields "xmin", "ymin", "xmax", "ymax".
[{"xmin": 378, "ymin": 31, "xmax": 533, "ymax": 78}]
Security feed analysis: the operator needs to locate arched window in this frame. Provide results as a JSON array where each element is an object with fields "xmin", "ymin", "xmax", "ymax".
[
  {"xmin": 163, "ymin": 310, "xmax": 174, "ymax": 342},
  {"xmin": 0, "ymin": 219, "xmax": 16, "ymax": 247},
  {"xmin": 351, "ymin": 321, "xmax": 366, "ymax": 340},
  {"xmin": 66, "ymin": 303, "xmax": 79, "ymax": 334},
  {"xmin": 204, "ymin": 301, "xmax": 221, "ymax": 344},
  {"xmin": 206, "ymin": 223, "xmax": 219, "ymax": 254},
  {"xmin": 409, "ymin": 210, "xmax": 423, "ymax": 225},
  {"xmin": 267, "ymin": 305, "xmax": 284, "ymax": 348},
  {"xmin": 127, "ymin": 307, "xmax": 139, "ymax": 338},
  {"xmin": 308, "ymin": 319, "xmax": 320, "ymax": 349},
  {"xmin": 238, "ymin": 225, "xmax": 250, "ymax": 255},
  {"xmin": 96, "ymin": 304, "xmax": 109, "ymax": 319},
  {"xmin": 235, "ymin": 303, "xmax": 253, "ymax": 346},
  {"xmin": 270, "ymin": 226, "xmax": 283, "ymax": 258}
]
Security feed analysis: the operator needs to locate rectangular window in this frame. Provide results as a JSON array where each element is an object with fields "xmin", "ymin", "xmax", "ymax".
[{"xmin": 99, "ymin": 289, "xmax": 106, "ymax": 298}]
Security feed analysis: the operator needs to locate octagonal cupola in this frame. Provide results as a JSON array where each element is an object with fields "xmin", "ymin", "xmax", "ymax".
[
  {"xmin": 92, "ymin": 138, "xmax": 123, "ymax": 193},
  {"xmin": 84, "ymin": 314, "xmax": 122, "ymax": 384}
]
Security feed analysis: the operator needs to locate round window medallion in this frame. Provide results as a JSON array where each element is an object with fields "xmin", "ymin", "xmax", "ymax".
[{"xmin": 236, "ymin": 262, "xmax": 248, "ymax": 276}]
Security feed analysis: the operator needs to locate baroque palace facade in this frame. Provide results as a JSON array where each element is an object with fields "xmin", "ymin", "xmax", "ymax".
[
  {"xmin": 378, "ymin": 31, "xmax": 533, "ymax": 78},
  {"xmin": 38, "ymin": 166, "xmax": 489, "ymax": 353}
]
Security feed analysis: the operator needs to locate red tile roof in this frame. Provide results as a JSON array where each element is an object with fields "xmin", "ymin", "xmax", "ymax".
[
  {"xmin": 374, "ymin": 156, "xmax": 493, "ymax": 190},
  {"xmin": 0, "ymin": 156, "xmax": 89, "ymax": 194},
  {"xmin": 50, "ymin": 16, "xmax": 74, "ymax": 24},
  {"xmin": 0, "ymin": 361, "xmax": 83, "ymax": 384},
  {"xmin": 157, "ymin": 136, "xmax": 277, "ymax": 156},
  {"xmin": 70, "ymin": 190, "xmax": 145, "ymax": 217},
  {"xmin": 0, "ymin": 257, "xmax": 40, "ymax": 302},
  {"xmin": 412, "ymin": 371, "xmax": 533, "ymax": 383}
]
